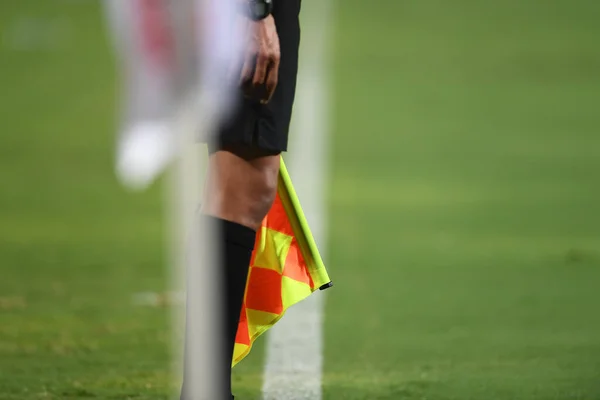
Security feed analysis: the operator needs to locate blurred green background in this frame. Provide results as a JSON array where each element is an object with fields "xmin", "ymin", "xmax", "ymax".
[{"xmin": 1, "ymin": 0, "xmax": 600, "ymax": 399}]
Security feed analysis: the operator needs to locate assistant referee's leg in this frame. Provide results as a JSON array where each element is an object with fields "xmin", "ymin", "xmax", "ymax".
[
  {"xmin": 203, "ymin": 144, "xmax": 280, "ymax": 231},
  {"xmin": 192, "ymin": 144, "xmax": 280, "ymax": 399}
]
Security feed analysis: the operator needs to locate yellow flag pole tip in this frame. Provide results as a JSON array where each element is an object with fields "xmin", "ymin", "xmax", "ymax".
[{"xmin": 319, "ymin": 282, "xmax": 333, "ymax": 291}]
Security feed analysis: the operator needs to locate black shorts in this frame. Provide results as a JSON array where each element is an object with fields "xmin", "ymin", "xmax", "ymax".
[{"xmin": 212, "ymin": 0, "xmax": 301, "ymax": 154}]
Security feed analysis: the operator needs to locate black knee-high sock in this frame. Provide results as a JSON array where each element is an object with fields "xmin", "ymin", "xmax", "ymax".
[
  {"xmin": 218, "ymin": 217, "xmax": 256, "ymax": 396},
  {"xmin": 181, "ymin": 215, "xmax": 255, "ymax": 400}
]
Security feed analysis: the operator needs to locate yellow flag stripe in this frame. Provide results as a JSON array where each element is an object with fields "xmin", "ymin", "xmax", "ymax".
[
  {"xmin": 278, "ymin": 158, "xmax": 331, "ymax": 288},
  {"xmin": 253, "ymin": 227, "xmax": 293, "ymax": 274}
]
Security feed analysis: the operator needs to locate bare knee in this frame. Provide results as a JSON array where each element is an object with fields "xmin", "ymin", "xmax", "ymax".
[
  {"xmin": 241, "ymin": 158, "xmax": 279, "ymax": 225},
  {"xmin": 202, "ymin": 145, "xmax": 280, "ymax": 230}
]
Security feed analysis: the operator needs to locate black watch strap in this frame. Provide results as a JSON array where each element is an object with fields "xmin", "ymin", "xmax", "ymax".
[{"xmin": 244, "ymin": 0, "xmax": 273, "ymax": 21}]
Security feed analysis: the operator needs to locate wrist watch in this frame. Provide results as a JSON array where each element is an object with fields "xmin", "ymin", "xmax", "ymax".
[{"xmin": 244, "ymin": 0, "xmax": 273, "ymax": 21}]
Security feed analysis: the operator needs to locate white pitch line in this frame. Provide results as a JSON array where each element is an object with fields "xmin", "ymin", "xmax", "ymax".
[
  {"xmin": 262, "ymin": 74, "xmax": 328, "ymax": 400},
  {"xmin": 261, "ymin": 1, "xmax": 333, "ymax": 397}
]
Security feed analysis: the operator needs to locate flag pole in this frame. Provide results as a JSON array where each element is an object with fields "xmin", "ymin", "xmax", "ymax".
[
  {"xmin": 167, "ymin": 0, "xmax": 224, "ymax": 397},
  {"xmin": 167, "ymin": 92, "xmax": 224, "ymax": 400}
]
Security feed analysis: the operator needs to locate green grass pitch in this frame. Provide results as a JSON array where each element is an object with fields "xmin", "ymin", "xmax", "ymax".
[{"xmin": 1, "ymin": 0, "xmax": 600, "ymax": 399}]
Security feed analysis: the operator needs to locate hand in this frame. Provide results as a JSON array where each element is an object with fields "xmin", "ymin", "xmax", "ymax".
[{"xmin": 238, "ymin": 15, "xmax": 280, "ymax": 104}]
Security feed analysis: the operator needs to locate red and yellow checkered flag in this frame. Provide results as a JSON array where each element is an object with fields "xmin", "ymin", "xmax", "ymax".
[{"xmin": 232, "ymin": 157, "xmax": 332, "ymax": 367}]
